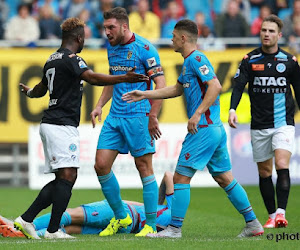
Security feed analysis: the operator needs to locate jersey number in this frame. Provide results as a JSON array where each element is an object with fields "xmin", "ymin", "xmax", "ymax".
[{"xmin": 46, "ymin": 68, "xmax": 55, "ymax": 94}]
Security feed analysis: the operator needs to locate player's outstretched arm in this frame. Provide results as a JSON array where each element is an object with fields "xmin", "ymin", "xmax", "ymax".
[
  {"xmin": 81, "ymin": 67, "xmax": 149, "ymax": 86},
  {"xmin": 19, "ymin": 82, "xmax": 48, "ymax": 98},
  {"xmin": 158, "ymin": 171, "xmax": 174, "ymax": 205},
  {"xmin": 122, "ymin": 82, "xmax": 183, "ymax": 103}
]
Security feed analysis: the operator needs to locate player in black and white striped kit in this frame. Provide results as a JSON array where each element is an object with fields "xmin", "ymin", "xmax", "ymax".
[
  {"xmin": 229, "ymin": 14, "xmax": 300, "ymax": 229},
  {"xmin": 14, "ymin": 17, "xmax": 148, "ymax": 240}
]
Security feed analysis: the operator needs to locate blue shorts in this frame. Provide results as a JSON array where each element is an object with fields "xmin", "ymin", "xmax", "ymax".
[
  {"xmin": 80, "ymin": 200, "xmax": 137, "ymax": 234},
  {"xmin": 97, "ymin": 115, "xmax": 155, "ymax": 157},
  {"xmin": 177, "ymin": 125, "xmax": 232, "ymax": 177}
]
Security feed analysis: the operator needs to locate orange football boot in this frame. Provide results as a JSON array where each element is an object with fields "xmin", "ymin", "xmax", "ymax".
[
  {"xmin": 275, "ymin": 214, "xmax": 288, "ymax": 228},
  {"xmin": 263, "ymin": 217, "xmax": 275, "ymax": 228},
  {"xmin": 0, "ymin": 225, "xmax": 25, "ymax": 238}
]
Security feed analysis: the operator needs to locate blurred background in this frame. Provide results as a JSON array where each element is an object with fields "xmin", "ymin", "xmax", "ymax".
[{"xmin": 0, "ymin": 0, "xmax": 300, "ymax": 188}]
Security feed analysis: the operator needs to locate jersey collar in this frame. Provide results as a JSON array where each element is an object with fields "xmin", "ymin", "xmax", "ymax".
[
  {"xmin": 184, "ymin": 50, "xmax": 196, "ymax": 59},
  {"xmin": 122, "ymin": 33, "xmax": 136, "ymax": 45}
]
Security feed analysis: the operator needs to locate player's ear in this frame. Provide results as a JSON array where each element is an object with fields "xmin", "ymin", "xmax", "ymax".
[
  {"xmin": 77, "ymin": 34, "xmax": 83, "ymax": 43},
  {"xmin": 122, "ymin": 22, "xmax": 128, "ymax": 32}
]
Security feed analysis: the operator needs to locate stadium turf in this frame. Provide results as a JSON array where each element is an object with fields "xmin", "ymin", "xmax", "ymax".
[{"xmin": 0, "ymin": 185, "xmax": 299, "ymax": 249}]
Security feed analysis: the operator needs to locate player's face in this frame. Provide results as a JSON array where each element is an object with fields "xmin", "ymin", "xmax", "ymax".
[
  {"xmin": 103, "ymin": 18, "xmax": 125, "ymax": 46},
  {"xmin": 260, "ymin": 21, "xmax": 282, "ymax": 49},
  {"xmin": 171, "ymin": 29, "xmax": 183, "ymax": 53}
]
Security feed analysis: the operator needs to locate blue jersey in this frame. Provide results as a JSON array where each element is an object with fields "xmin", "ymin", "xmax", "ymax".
[
  {"xmin": 134, "ymin": 194, "xmax": 172, "ymax": 232},
  {"xmin": 178, "ymin": 50, "xmax": 221, "ymax": 127},
  {"xmin": 107, "ymin": 33, "xmax": 164, "ymax": 117},
  {"xmin": 79, "ymin": 195, "xmax": 172, "ymax": 234}
]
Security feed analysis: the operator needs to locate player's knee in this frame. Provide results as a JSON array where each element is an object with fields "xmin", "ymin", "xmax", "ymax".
[
  {"xmin": 137, "ymin": 164, "xmax": 153, "ymax": 177},
  {"xmin": 57, "ymin": 168, "xmax": 77, "ymax": 183},
  {"xmin": 258, "ymin": 168, "xmax": 272, "ymax": 178},
  {"xmin": 94, "ymin": 160, "xmax": 110, "ymax": 175},
  {"xmin": 275, "ymin": 159, "xmax": 289, "ymax": 170},
  {"xmin": 258, "ymin": 164, "xmax": 272, "ymax": 178}
]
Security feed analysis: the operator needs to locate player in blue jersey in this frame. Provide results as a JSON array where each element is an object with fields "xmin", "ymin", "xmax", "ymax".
[
  {"xmin": 14, "ymin": 17, "xmax": 148, "ymax": 240},
  {"xmin": 90, "ymin": 7, "xmax": 166, "ymax": 237},
  {"xmin": 0, "ymin": 172, "xmax": 173, "ymax": 238},
  {"xmin": 229, "ymin": 15, "xmax": 300, "ymax": 229},
  {"xmin": 123, "ymin": 19, "xmax": 264, "ymax": 238}
]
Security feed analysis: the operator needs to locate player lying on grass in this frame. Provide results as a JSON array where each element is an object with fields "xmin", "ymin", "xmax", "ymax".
[{"xmin": 0, "ymin": 172, "xmax": 173, "ymax": 238}]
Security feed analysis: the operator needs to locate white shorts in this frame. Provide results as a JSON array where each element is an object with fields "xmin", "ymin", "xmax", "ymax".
[
  {"xmin": 251, "ymin": 125, "xmax": 295, "ymax": 162},
  {"xmin": 39, "ymin": 123, "xmax": 80, "ymax": 174}
]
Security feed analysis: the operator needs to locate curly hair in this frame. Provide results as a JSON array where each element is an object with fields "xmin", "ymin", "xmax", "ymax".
[{"xmin": 61, "ymin": 17, "xmax": 85, "ymax": 39}]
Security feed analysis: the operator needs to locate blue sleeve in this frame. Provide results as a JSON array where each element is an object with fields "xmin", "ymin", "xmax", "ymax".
[
  {"xmin": 177, "ymin": 72, "xmax": 184, "ymax": 84},
  {"xmin": 140, "ymin": 43, "xmax": 164, "ymax": 79},
  {"xmin": 191, "ymin": 54, "xmax": 216, "ymax": 83}
]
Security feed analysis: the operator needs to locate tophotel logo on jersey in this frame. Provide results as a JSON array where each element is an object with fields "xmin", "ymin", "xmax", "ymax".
[
  {"xmin": 253, "ymin": 76, "xmax": 287, "ymax": 93},
  {"xmin": 110, "ymin": 65, "xmax": 133, "ymax": 72}
]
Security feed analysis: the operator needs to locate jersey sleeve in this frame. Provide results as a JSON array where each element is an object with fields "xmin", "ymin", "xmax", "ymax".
[
  {"xmin": 140, "ymin": 43, "xmax": 164, "ymax": 79},
  {"xmin": 230, "ymin": 56, "xmax": 249, "ymax": 110},
  {"xmin": 190, "ymin": 54, "xmax": 216, "ymax": 83},
  {"xmin": 290, "ymin": 57, "xmax": 300, "ymax": 108},
  {"xmin": 41, "ymin": 75, "xmax": 48, "ymax": 87},
  {"xmin": 69, "ymin": 55, "xmax": 90, "ymax": 77},
  {"xmin": 41, "ymin": 63, "xmax": 48, "ymax": 87}
]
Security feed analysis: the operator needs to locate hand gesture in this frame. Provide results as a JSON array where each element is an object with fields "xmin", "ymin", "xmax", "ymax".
[
  {"xmin": 228, "ymin": 112, "xmax": 238, "ymax": 128},
  {"xmin": 187, "ymin": 113, "xmax": 201, "ymax": 134},
  {"xmin": 122, "ymin": 90, "xmax": 145, "ymax": 103},
  {"xmin": 125, "ymin": 67, "xmax": 149, "ymax": 83},
  {"xmin": 19, "ymin": 83, "xmax": 31, "ymax": 96},
  {"xmin": 90, "ymin": 106, "xmax": 103, "ymax": 128}
]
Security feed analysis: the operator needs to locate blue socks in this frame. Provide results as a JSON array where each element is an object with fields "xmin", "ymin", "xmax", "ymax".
[
  {"xmin": 98, "ymin": 171, "xmax": 126, "ymax": 219},
  {"xmin": 170, "ymin": 183, "xmax": 190, "ymax": 228},
  {"xmin": 142, "ymin": 175, "xmax": 158, "ymax": 230},
  {"xmin": 33, "ymin": 211, "xmax": 72, "ymax": 230},
  {"xmin": 224, "ymin": 179, "xmax": 256, "ymax": 222}
]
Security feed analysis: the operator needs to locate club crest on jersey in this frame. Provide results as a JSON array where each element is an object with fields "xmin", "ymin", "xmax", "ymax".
[
  {"xmin": 195, "ymin": 56, "xmax": 201, "ymax": 62},
  {"xmin": 276, "ymin": 63, "xmax": 286, "ymax": 73},
  {"xmin": 79, "ymin": 60, "xmax": 87, "ymax": 69},
  {"xmin": 199, "ymin": 65, "xmax": 209, "ymax": 75},
  {"xmin": 147, "ymin": 57, "xmax": 157, "ymax": 67},
  {"xmin": 127, "ymin": 51, "xmax": 133, "ymax": 59},
  {"xmin": 69, "ymin": 143, "xmax": 77, "ymax": 152},
  {"xmin": 185, "ymin": 153, "xmax": 191, "ymax": 160},
  {"xmin": 182, "ymin": 66, "xmax": 186, "ymax": 75}
]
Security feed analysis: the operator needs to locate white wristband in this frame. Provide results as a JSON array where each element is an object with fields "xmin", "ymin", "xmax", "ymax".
[
  {"xmin": 26, "ymin": 88, "xmax": 33, "ymax": 98},
  {"xmin": 229, "ymin": 109, "xmax": 236, "ymax": 114}
]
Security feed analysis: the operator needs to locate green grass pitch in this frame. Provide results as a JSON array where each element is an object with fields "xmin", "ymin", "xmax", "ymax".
[{"xmin": 0, "ymin": 185, "xmax": 299, "ymax": 249}]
